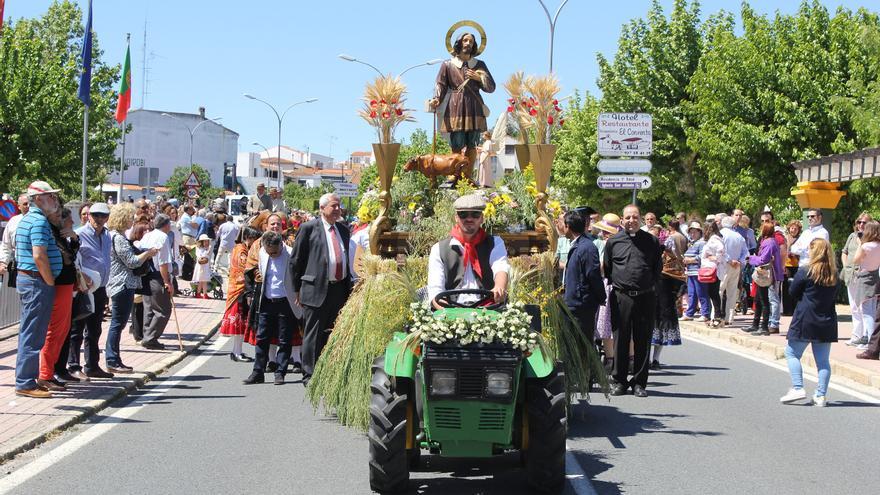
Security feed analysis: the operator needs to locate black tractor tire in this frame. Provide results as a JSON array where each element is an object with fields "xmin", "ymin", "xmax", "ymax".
[
  {"xmin": 368, "ymin": 356, "xmax": 409, "ymax": 493},
  {"xmin": 524, "ymin": 363, "xmax": 567, "ymax": 492}
]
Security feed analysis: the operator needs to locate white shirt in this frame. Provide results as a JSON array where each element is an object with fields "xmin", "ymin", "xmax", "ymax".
[
  {"xmin": 321, "ymin": 218, "xmax": 347, "ymax": 282},
  {"xmin": 427, "ymin": 235, "xmax": 510, "ymax": 304},
  {"xmin": 264, "ymin": 252, "xmax": 287, "ymax": 299},
  {"xmin": 348, "ymin": 227, "xmax": 370, "ymax": 280},
  {"xmin": 790, "ymin": 224, "xmax": 830, "ymax": 266},
  {"xmin": 700, "ymin": 235, "xmax": 727, "ymax": 280},
  {"xmin": 138, "ymin": 229, "xmax": 172, "ymax": 267},
  {"xmin": 217, "ymin": 222, "xmax": 240, "ymax": 250},
  {"xmin": 0, "ymin": 214, "xmax": 23, "ymax": 264}
]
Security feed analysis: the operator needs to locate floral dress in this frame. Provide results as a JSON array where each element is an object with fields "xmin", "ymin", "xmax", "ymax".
[{"xmin": 652, "ymin": 236, "xmax": 683, "ymax": 346}]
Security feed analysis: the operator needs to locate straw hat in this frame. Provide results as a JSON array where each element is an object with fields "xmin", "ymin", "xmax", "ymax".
[
  {"xmin": 595, "ymin": 213, "xmax": 621, "ymax": 235},
  {"xmin": 197, "ymin": 234, "xmax": 211, "ymax": 242}
]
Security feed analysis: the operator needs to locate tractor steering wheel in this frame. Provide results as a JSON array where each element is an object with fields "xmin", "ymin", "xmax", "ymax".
[{"xmin": 432, "ymin": 289, "xmax": 504, "ymax": 311}]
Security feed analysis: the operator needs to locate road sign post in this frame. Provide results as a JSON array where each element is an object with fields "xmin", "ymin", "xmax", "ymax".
[
  {"xmin": 597, "ymin": 113, "xmax": 653, "ymax": 205},
  {"xmin": 334, "ymin": 182, "xmax": 358, "ymax": 198},
  {"xmin": 596, "ymin": 175, "xmax": 653, "ymax": 190}
]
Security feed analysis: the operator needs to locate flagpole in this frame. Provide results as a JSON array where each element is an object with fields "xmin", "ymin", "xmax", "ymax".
[
  {"xmin": 118, "ymin": 118, "xmax": 126, "ymax": 201},
  {"xmin": 81, "ymin": 106, "xmax": 89, "ymax": 202}
]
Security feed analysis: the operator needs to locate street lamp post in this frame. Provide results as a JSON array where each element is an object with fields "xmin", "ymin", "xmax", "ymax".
[
  {"xmin": 337, "ymin": 54, "xmax": 443, "ymax": 79},
  {"xmin": 243, "ymin": 94, "xmax": 318, "ymax": 190},
  {"xmin": 161, "ymin": 112, "xmax": 223, "ymax": 173},
  {"xmin": 252, "ymin": 142, "xmax": 273, "ymax": 182},
  {"xmin": 537, "ymin": 0, "xmax": 570, "ymax": 73}
]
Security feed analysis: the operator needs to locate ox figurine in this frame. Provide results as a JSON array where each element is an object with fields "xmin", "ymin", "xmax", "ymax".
[{"xmin": 403, "ymin": 148, "xmax": 474, "ymax": 187}]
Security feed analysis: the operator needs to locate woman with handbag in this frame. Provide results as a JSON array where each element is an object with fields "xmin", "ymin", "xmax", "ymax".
[
  {"xmin": 38, "ymin": 207, "xmax": 80, "ymax": 391},
  {"xmin": 106, "ymin": 203, "xmax": 158, "ymax": 373},
  {"xmin": 747, "ymin": 222, "xmax": 783, "ymax": 335},
  {"xmin": 221, "ymin": 227, "xmax": 261, "ymax": 362},
  {"xmin": 699, "ymin": 222, "xmax": 726, "ymax": 327}
]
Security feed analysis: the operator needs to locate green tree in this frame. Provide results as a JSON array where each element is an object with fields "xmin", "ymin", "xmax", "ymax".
[
  {"xmin": 165, "ymin": 164, "xmax": 223, "ymax": 203},
  {"xmin": 358, "ymin": 128, "xmax": 450, "ymax": 194},
  {"xmin": 283, "ymin": 181, "xmax": 335, "ymax": 212},
  {"xmin": 0, "ymin": 1, "xmax": 121, "ymax": 200}
]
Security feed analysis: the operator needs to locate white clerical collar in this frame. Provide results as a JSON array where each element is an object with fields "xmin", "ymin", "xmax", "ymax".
[{"xmin": 450, "ymin": 57, "xmax": 478, "ymax": 69}]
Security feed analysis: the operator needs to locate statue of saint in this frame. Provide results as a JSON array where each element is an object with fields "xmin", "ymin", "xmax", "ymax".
[{"xmin": 429, "ymin": 29, "xmax": 495, "ymax": 168}]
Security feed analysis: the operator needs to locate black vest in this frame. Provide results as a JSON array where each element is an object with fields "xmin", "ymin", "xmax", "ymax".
[{"xmin": 439, "ymin": 236, "xmax": 495, "ymax": 291}]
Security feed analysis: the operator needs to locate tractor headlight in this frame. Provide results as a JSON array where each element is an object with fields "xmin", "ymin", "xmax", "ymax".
[
  {"xmin": 430, "ymin": 370, "xmax": 456, "ymax": 396},
  {"xmin": 486, "ymin": 371, "xmax": 513, "ymax": 397}
]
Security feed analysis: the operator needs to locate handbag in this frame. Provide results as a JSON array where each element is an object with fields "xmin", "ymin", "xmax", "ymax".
[
  {"xmin": 662, "ymin": 251, "xmax": 686, "ymax": 282},
  {"xmin": 6, "ymin": 258, "xmax": 16, "ymax": 288},
  {"xmin": 697, "ymin": 266, "xmax": 718, "ymax": 284},
  {"xmin": 112, "ymin": 234, "xmax": 152, "ymax": 277},
  {"xmin": 753, "ymin": 263, "xmax": 773, "ymax": 287},
  {"xmin": 71, "ymin": 291, "xmax": 94, "ymax": 321}
]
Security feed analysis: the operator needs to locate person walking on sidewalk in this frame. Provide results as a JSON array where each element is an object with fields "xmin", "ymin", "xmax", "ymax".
[
  {"xmin": 841, "ymin": 213, "xmax": 873, "ymax": 346},
  {"xmin": 139, "ymin": 214, "xmax": 175, "ymax": 350},
  {"xmin": 746, "ymin": 222, "xmax": 783, "ymax": 336},
  {"xmin": 780, "ymin": 238, "xmax": 838, "ymax": 407},
  {"xmin": 14, "ymin": 181, "xmax": 61, "ymax": 399},
  {"xmin": 106, "ymin": 203, "xmax": 158, "ymax": 373},
  {"xmin": 69, "ymin": 202, "xmax": 113, "ymax": 379},
  {"xmin": 848, "ymin": 220, "xmax": 880, "ymax": 350},
  {"xmin": 700, "ymin": 222, "xmax": 726, "ymax": 327},
  {"xmin": 681, "ymin": 222, "xmax": 710, "ymax": 322},
  {"xmin": 719, "ymin": 216, "xmax": 747, "ymax": 326},
  {"xmin": 604, "ymin": 204, "xmax": 663, "ymax": 398}
]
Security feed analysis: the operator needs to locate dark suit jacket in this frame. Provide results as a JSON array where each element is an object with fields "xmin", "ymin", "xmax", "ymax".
[
  {"xmin": 787, "ymin": 267, "xmax": 838, "ymax": 343},
  {"xmin": 563, "ymin": 236, "xmax": 606, "ymax": 312},
  {"xmin": 290, "ymin": 218, "xmax": 352, "ymax": 307}
]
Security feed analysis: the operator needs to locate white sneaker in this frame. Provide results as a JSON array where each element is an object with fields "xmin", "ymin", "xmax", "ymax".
[
  {"xmin": 780, "ymin": 388, "xmax": 806, "ymax": 404},
  {"xmin": 695, "ymin": 316, "xmax": 709, "ymax": 322},
  {"xmin": 679, "ymin": 315, "xmax": 693, "ymax": 321},
  {"xmin": 812, "ymin": 395, "xmax": 827, "ymax": 407}
]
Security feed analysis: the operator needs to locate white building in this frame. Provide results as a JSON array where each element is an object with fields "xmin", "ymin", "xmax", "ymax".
[{"xmin": 107, "ymin": 108, "xmax": 239, "ymax": 195}]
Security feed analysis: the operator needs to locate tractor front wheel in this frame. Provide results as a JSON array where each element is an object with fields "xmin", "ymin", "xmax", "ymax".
[
  {"xmin": 368, "ymin": 356, "xmax": 409, "ymax": 493},
  {"xmin": 524, "ymin": 363, "xmax": 567, "ymax": 492}
]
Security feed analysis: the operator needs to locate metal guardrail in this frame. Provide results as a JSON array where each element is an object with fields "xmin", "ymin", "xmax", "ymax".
[{"xmin": 0, "ymin": 276, "xmax": 20, "ymax": 329}]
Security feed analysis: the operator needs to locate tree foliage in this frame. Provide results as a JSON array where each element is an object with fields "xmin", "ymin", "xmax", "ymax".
[
  {"xmin": 357, "ymin": 128, "xmax": 450, "ymax": 194},
  {"xmin": 165, "ymin": 164, "xmax": 223, "ymax": 203},
  {"xmin": 283, "ymin": 181, "xmax": 336, "ymax": 212},
  {"xmin": 0, "ymin": 1, "xmax": 121, "ymax": 200}
]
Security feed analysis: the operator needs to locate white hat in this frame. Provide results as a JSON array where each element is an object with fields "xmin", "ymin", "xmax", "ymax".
[
  {"xmin": 197, "ymin": 234, "xmax": 211, "ymax": 242},
  {"xmin": 27, "ymin": 180, "xmax": 60, "ymax": 197},
  {"xmin": 90, "ymin": 202, "xmax": 110, "ymax": 215},
  {"xmin": 453, "ymin": 194, "xmax": 486, "ymax": 211},
  {"xmin": 688, "ymin": 221, "xmax": 703, "ymax": 232}
]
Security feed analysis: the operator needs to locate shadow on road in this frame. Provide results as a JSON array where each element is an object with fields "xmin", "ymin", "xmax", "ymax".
[
  {"xmin": 407, "ymin": 453, "xmax": 579, "ymax": 494},
  {"xmin": 568, "ymin": 403, "xmax": 723, "ymax": 447},
  {"xmin": 569, "ymin": 450, "xmax": 622, "ymax": 495}
]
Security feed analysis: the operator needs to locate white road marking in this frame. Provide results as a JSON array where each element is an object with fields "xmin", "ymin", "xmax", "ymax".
[
  {"xmin": 0, "ymin": 337, "xmax": 229, "ymax": 493},
  {"xmin": 682, "ymin": 334, "xmax": 880, "ymax": 404},
  {"xmin": 566, "ymin": 447, "xmax": 599, "ymax": 495}
]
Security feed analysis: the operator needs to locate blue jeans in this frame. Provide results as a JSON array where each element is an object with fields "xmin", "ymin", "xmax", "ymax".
[
  {"xmin": 784, "ymin": 338, "xmax": 831, "ymax": 397},
  {"xmin": 15, "ymin": 273, "xmax": 56, "ymax": 390},
  {"xmin": 105, "ymin": 288, "xmax": 135, "ymax": 367},
  {"xmin": 685, "ymin": 275, "xmax": 710, "ymax": 318},
  {"xmin": 768, "ymin": 281, "xmax": 781, "ymax": 328}
]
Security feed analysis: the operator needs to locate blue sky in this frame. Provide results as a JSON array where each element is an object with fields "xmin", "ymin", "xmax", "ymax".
[{"xmin": 5, "ymin": 0, "xmax": 872, "ymax": 164}]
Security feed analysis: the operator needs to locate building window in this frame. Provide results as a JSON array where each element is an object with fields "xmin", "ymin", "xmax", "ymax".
[{"xmin": 504, "ymin": 145, "xmax": 515, "ymax": 155}]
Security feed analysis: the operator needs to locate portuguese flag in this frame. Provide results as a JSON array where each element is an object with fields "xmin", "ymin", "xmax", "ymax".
[{"xmin": 115, "ymin": 44, "xmax": 131, "ymax": 123}]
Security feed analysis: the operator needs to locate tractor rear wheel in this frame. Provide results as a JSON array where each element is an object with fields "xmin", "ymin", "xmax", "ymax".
[
  {"xmin": 524, "ymin": 363, "xmax": 567, "ymax": 492},
  {"xmin": 368, "ymin": 356, "xmax": 409, "ymax": 493}
]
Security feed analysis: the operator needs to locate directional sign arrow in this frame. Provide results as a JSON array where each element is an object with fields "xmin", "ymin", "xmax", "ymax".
[{"xmin": 596, "ymin": 175, "xmax": 652, "ymax": 190}]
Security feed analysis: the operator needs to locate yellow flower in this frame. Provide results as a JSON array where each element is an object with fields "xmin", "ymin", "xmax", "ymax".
[
  {"xmin": 492, "ymin": 196, "xmax": 503, "ymax": 206},
  {"xmin": 392, "ymin": 175, "xmax": 399, "ymax": 184},
  {"xmin": 483, "ymin": 202, "xmax": 497, "ymax": 219},
  {"xmin": 408, "ymin": 201, "xmax": 417, "ymax": 211},
  {"xmin": 501, "ymin": 193, "xmax": 513, "ymax": 204}
]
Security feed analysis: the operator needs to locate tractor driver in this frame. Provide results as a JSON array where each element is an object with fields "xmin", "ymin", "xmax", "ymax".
[{"xmin": 426, "ymin": 194, "xmax": 509, "ymax": 309}]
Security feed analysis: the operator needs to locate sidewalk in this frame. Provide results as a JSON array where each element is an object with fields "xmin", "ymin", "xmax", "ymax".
[
  {"xmin": 679, "ymin": 303, "xmax": 880, "ymax": 397},
  {"xmin": 0, "ymin": 295, "xmax": 225, "ymax": 462}
]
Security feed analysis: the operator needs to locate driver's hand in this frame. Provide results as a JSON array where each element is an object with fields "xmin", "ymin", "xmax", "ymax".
[{"xmin": 491, "ymin": 286, "xmax": 507, "ymax": 303}]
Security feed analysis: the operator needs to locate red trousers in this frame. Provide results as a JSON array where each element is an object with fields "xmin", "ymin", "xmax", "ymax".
[{"xmin": 40, "ymin": 284, "xmax": 74, "ymax": 380}]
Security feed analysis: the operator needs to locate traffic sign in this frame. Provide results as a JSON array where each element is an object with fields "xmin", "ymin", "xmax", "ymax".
[
  {"xmin": 186, "ymin": 188, "xmax": 199, "ymax": 199},
  {"xmin": 597, "ymin": 113, "xmax": 652, "ymax": 157},
  {"xmin": 0, "ymin": 200, "xmax": 18, "ymax": 221},
  {"xmin": 184, "ymin": 172, "xmax": 201, "ymax": 188},
  {"xmin": 596, "ymin": 175, "xmax": 652, "ymax": 190},
  {"xmin": 334, "ymin": 182, "xmax": 358, "ymax": 198},
  {"xmin": 597, "ymin": 159, "xmax": 652, "ymax": 174}
]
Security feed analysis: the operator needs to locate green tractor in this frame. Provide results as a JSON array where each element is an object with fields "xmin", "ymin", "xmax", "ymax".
[{"xmin": 368, "ymin": 289, "xmax": 567, "ymax": 493}]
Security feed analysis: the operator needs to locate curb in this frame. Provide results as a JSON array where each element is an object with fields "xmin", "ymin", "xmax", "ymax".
[
  {"xmin": 0, "ymin": 326, "xmax": 18, "ymax": 342},
  {"xmin": 679, "ymin": 320, "xmax": 880, "ymax": 398},
  {"xmin": 0, "ymin": 320, "xmax": 221, "ymax": 463}
]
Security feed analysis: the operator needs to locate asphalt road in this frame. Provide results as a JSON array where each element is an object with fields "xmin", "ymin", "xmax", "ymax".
[{"xmin": 1, "ymin": 335, "xmax": 878, "ymax": 495}]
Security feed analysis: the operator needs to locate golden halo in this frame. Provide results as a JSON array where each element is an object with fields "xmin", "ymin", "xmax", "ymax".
[{"xmin": 445, "ymin": 20, "xmax": 487, "ymax": 56}]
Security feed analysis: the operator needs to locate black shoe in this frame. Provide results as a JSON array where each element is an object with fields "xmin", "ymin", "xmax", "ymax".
[
  {"xmin": 649, "ymin": 360, "xmax": 661, "ymax": 370},
  {"xmin": 238, "ymin": 353, "xmax": 254, "ymax": 362},
  {"xmin": 610, "ymin": 383, "xmax": 628, "ymax": 396},
  {"xmin": 55, "ymin": 372, "xmax": 80, "ymax": 383},
  {"xmin": 743, "ymin": 326, "xmax": 758, "ymax": 333},
  {"xmin": 141, "ymin": 340, "xmax": 166, "ymax": 350},
  {"xmin": 107, "ymin": 364, "xmax": 134, "ymax": 374},
  {"xmin": 754, "ymin": 328, "xmax": 770, "ymax": 336},
  {"xmin": 243, "ymin": 372, "xmax": 264, "ymax": 385},
  {"xmin": 266, "ymin": 362, "xmax": 278, "ymax": 373},
  {"xmin": 85, "ymin": 368, "xmax": 115, "ymax": 379},
  {"xmin": 633, "ymin": 385, "xmax": 648, "ymax": 398},
  {"xmin": 274, "ymin": 374, "xmax": 285, "ymax": 386},
  {"xmin": 291, "ymin": 362, "xmax": 303, "ymax": 374}
]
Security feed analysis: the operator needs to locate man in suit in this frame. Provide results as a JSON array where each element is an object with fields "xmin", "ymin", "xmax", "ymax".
[
  {"xmin": 244, "ymin": 231, "xmax": 298, "ymax": 385},
  {"xmin": 562, "ymin": 211, "xmax": 606, "ymax": 340},
  {"xmin": 291, "ymin": 193, "xmax": 352, "ymax": 386}
]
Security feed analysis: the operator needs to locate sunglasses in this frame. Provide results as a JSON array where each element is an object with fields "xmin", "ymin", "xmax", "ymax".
[
  {"xmin": 457, "ymin": 211, "xmax": 483, "ymax": 219},
  {"xmin": 857, "ymin": 221, "xmax": 867, "ymax": 225},
  {"xmin": 90, "ymin": 213, "xmax": 109, "ymax": 218},
  {"xmin": 807, "ymin": 214, "xmax": 819, "ymax": 218}
]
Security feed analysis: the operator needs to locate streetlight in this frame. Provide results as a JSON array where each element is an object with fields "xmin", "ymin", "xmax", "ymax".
[
  {"xmin": 338, "ymin": 54, "xmax": 443, "ymax": 78},
  {"xmin": 243, "ymin": 94, "xmax": 318, "ymax": 189},
  {"xmin": 161, "ymin": 113, "xmax": 223, "ymax": 173},
  {"xmin": 537, "ymin": 0, "xmax": 570, "ymax": 73},
  {"xmin": 252, "ymin": 142, "xmax": 274, "ymax": 182}
]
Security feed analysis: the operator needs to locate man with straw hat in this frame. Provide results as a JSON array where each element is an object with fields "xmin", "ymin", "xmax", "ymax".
[{"xmin": 426, "ymin": 193, "xmax": 509, "ymax": 308}]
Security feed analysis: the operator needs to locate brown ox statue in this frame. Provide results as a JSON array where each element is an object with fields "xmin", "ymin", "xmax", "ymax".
[{"xmin": 403, "ymin": 148, "xmax": 474, "ymax": 187}]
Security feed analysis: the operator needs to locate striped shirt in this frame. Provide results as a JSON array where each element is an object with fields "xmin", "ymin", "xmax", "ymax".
[{"xmin": 14, "ymin": 206, "xmax": 62, "ymax": 278}]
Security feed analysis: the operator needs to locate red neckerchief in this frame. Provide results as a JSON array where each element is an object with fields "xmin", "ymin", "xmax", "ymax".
[{"xmin": 450, "ymin": 225, "xmax": 487, "ymax": 279}]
